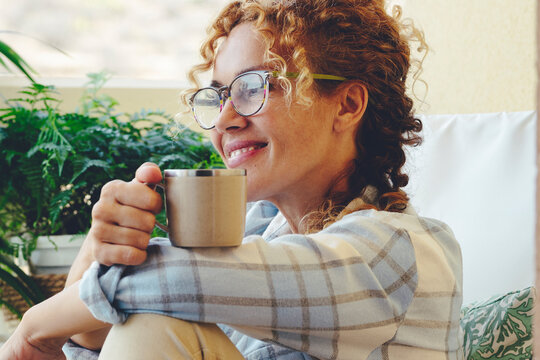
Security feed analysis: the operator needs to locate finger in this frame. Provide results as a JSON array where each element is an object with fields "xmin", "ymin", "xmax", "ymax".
[
  {"xmin": 134, "ymin": 162, "xmax": 162, "ymax": 184},
  {"xmin": 92, "ymin": 200, "xmax": 157, "ymax": 233},
  {"xmin": 89, "ymin": 222, "xmax": 152, "ymax": 250},
  {"xmin": 99, "ymin": 179, "xmax": 124, "ymax": 200},
  {"xmin": 99, "ymin": 181, "xmax": 162, "ymax": 214},
  {"xmin": 93, "ymin": 242, "xmax": 148, "ymax": 266},
  {"xmin": 119, "ymin": 182, "xmax": 163, "ymax": 214}
]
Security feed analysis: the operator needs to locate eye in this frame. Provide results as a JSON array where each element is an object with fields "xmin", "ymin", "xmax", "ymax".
[{"xmin": 246, "ymin": 87, "xmax": 262, "ymax": 98}]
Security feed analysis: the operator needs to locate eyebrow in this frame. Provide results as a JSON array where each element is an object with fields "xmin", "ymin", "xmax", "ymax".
[{"xmin": 210, "ymin": 64, "xmax": 268, "ymax": 87}]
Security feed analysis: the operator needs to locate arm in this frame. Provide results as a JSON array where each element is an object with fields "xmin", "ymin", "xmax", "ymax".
[
  {"xmin": 78, "ymin": 209, "xmax": 420, "ymax": 359},
  {"xmin": 63, "ymin": 163, "xmax": 164, "ymax": 349},
  {"xmin": 0, "ymin": 282, "xmax": 107, "ymax": 360},
  {"xmin": 64, "ymin": 238, "xmax": 111, "ymax": 351},
  {"xmin": 0, "ymin": 163, "xmax": 164, "ymax": 359}
]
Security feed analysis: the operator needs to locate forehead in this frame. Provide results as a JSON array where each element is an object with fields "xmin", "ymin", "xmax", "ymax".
[{"xmin": 213, "ymin": 22, "xmax": 267, "ymax": 85}]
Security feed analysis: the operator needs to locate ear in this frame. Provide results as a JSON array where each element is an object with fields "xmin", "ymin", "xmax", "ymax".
[{"xmin": 332, "ymin": 82, "xmax": 368, "ymax": 133}]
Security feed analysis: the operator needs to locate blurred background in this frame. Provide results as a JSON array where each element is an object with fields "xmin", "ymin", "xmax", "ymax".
[
  {"xmin": 0, "ymin": 0, "xmax": 227, "ymax": 81},
  {"xmin": 0, "ymin": 0, "xmax": 535, "ymax": 117}
]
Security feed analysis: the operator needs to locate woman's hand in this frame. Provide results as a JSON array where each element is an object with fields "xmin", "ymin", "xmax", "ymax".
[
  {"xmin": 66, "ymin": 162, "xmax": 163, "ymax": 286},
  {"xmin": 0, "ymin": 324, "xmax": 67, "ymax": 360},
  {"xmin": 87, "ymin": 162, "xmax": 163, "ymax": 266}
]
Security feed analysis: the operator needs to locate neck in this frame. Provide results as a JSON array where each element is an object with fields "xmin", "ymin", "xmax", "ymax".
[
  {"xmin": 270, "ymin": 193, "xmax": 324, "ymax": 234},
  {"xmin": 268, "ymin": 166, "xmax": 352, "ymax": 234}
]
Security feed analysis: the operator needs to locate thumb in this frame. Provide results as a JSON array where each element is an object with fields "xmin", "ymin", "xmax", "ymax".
[{"xmin": 134, "ymin": 162, "xmax": 162, "ymax": 184}]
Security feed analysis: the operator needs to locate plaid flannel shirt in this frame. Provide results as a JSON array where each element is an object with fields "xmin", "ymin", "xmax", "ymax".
[{"xmin": 64, "ymin": 198, "xmax": 463, "ymax": 360}]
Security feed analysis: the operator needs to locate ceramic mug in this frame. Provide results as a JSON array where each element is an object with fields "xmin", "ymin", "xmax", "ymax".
[{"xmin": 152, "ymin": 169, "xmax": 247, "ymax": 247}]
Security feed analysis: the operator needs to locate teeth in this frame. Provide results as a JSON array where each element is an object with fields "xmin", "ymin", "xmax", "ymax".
[{"xmin": 229, "ymin": 146, "xmax": 257, "ymax": 159}]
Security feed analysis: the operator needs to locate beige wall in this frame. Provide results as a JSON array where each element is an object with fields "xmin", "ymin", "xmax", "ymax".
[
  {"xmin": 0, "ymin": 77, "xmax": 188, "ymax": 118},
  {"xmin": 0, "ymin": 76, "xmax": 197, "ymax": 129},
  {"xmin": 402, "ymin": 0, "xmax": 536, "ymax": 114}
]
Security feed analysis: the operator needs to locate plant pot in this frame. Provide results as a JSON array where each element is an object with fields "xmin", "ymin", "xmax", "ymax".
[{"xmin": 29, "ymin": 234, "xmax": 85, "ymax": 275}]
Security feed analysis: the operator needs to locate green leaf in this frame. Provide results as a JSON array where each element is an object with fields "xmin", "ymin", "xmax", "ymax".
[
  {"xmin": 71, "ymin": 159, "xmax": 111, "ymax": 183},
  {"xmin": 0, "ymin": 40, "xmax": 36, "ymax": 82},
  {"xmin": 0, "ymin": 297, "xmax": 23, "ymax": 319},
  {"xmin": 0, "ymin": 253, "xmax": 45, "ymax": 301}
]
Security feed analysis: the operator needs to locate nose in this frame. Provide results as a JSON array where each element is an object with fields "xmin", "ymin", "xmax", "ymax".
[{"xmin": 213, "ymin": 97, "xmax": 248, "ymax": 133}]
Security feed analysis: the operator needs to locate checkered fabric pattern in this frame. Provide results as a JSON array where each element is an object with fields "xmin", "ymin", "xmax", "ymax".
[{"xmin": 65, "ymin": 199, "xmax": 463, "ymax": 360}]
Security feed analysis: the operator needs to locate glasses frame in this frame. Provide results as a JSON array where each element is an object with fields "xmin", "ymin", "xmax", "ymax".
[{"xmin": 190, "ymin": 70, "xmax": 347, "ymax": 130}]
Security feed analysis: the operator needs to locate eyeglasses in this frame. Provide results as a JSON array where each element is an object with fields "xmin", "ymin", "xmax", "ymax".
[{"xmin": 189, "ymin": 70, "xmax": 347, "ymax": 130}]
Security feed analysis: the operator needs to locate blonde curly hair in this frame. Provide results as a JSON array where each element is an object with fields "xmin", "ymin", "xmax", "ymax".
[{"xmin": 182, "ymin": 0, "xmax": 428, "ymax": 233}]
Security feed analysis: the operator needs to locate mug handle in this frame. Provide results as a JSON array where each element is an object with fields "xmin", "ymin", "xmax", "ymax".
[{"xmin": 147, "ymin": 183, "xmax": 169, "ymax": 233}]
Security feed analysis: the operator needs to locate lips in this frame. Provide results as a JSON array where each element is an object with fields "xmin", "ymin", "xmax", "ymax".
[{"xmin": 224, "ymin": 140, "xmax": 268, "ymax": 160}]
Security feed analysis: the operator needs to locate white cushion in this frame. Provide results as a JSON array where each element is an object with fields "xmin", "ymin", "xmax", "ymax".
[{"xmin": 405, "ymin": 111, "xmax": 536, "ymax": 304}]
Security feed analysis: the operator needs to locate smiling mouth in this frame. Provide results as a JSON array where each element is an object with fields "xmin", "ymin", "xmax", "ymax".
[{"xmin": 227, "ymin": 144, "xmax": 267, "ymax": 159}]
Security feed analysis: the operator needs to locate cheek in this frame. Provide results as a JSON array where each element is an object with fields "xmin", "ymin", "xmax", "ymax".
[{"xmin": 209, "ymin": 131, "xmax": 222, "ymax": 154}]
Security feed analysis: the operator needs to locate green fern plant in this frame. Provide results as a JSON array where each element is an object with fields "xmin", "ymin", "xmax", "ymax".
[
  {"xmin": 0, "ymin": 72, "xmax": 223, "ymax": 318},
  {"xmin": 0, "ymin": 41, "xmax": 45, "ymax": 317}
]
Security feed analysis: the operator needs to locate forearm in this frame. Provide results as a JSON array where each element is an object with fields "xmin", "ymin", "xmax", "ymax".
[
  {"xmin": 22, "ymin": 280, "xmax": 109, "ymax": 349},
  {"xmin": 65, "ymin": 237, "xmax": 95, "ymax": 287},
  {"xmin": 64, "ymin": 236, "xmax": 114, "ymax": 349},
  {"xmin": 70, "ymin": 327, "xmax": 111, "ymax": 351}
]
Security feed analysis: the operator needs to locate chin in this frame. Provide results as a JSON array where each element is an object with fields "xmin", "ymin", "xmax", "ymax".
[{"xmin": 246, "ymin": 181, "xmax": 269, "ymax": 203}]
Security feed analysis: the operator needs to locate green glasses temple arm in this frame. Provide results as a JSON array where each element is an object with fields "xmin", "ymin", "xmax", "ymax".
[{"xmin": 270, "ymin": 71, "xmax": 347, "ymax": 81}]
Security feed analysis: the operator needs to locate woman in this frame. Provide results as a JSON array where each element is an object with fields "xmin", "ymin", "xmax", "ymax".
[{"xmin": 0, "ymin": 0, "xmax": 463, "ymax": 359}]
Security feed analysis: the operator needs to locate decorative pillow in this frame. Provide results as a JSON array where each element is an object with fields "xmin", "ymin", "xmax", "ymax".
[{"xmin": 460, "ymin": 287, "xmax": 535, "ymax": 360}]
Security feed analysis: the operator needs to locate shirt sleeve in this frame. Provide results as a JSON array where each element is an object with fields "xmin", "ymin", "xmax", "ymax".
[
  {"xmin": 78, "ymin": 209, "xmax": 418, "ymax": 359},
  {"xmin": 63, "ymin": 339, "xmax": 100, "ymax": 360}
]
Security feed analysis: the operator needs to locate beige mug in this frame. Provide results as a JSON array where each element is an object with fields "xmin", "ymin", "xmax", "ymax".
[{"xmin": 153, "ymin": 169, "xmax": 247, "ymax": 247}]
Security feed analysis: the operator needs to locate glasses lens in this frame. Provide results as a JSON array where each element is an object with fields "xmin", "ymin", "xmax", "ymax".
[
  {"xmin": 230, "ymin": 73, "xmax": 266, "ymax": 116},
  {"xmin": 192, "ymin": 88, "xmax": 221, "ymax": 128}
]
